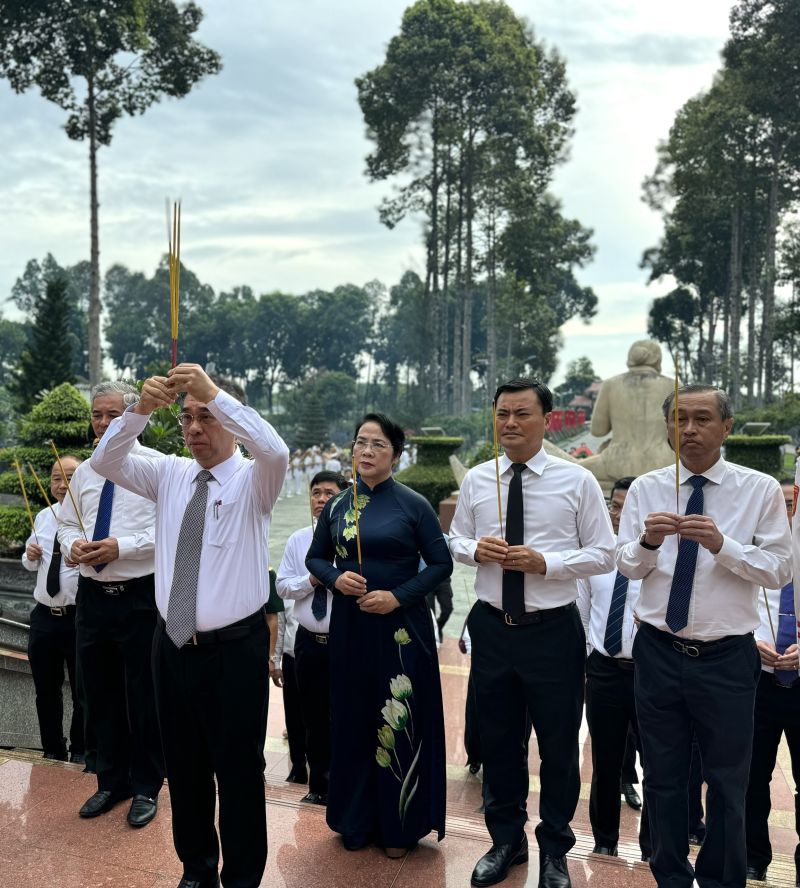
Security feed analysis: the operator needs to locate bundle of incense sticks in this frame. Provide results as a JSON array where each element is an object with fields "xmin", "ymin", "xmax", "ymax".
[
  {"xmin": 13, "ymin": 459, "xmax": 37, "ymax": 543},
  {"xmin": 49, "ymin": 440, "xmax": 87, "ymax": 539},
  {"xmin": 167, "ymin": 199, "xmax": 182, "ymax": 368},
  {"xmin": 492, "ymin": 402, "xmax": 504, "ymax": 538},
  {"xmin": 27, "ymin": 461, "xmax": 57, "ymax": 522},
  {"xmin": 674, "ymin": 370, "xmax": 680, "ymax": 513},
  {"xmin": 351, "ymin": 452, "xmax": 363, "ymax": 573}
]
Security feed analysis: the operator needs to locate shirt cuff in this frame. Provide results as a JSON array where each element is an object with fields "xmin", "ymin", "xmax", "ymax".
[
  {"xmin": 712, "ymin": 534, "xmax": 743, "ymax": 568},
  {"xmin": 116, "ymin": 535, "xmax": 137, "ymax": 559},
  {"xmin": 542, "ymin": 552, "xmax": 564, "ymax": 578},
  {"xmin": 632, "ymin": 540, "xmax": 661, "ymax": 569},
  {"xmin": 123, "ymin": 404, "xmax": 151, "ymax": 433},
  {"xmin": 207, "ymin": 388, "xmax": 236, "ymax": 418}
]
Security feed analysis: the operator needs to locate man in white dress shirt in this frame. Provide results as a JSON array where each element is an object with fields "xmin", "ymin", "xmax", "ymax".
[
  {"xmin": 91, "ymin": 363, "xmax": 288, "ymax": 888},
  {"xmin": 577, "ymin": 476, "xmax": 650, "ymax": 862},
  {"xmin": 22, "ymin": 455, "xmax": 85, "ymax": 764},
  {"xmin": 617, "ymin": 384, "xmax": 792, "ymax": 888},
  {"xmin": 449, "ymin": 377, "xmax": 615, "ymax": 888},
  {"xmin": 276, "ymin": 469, "xmax": 347, "ymax": 806},
  {"xmin": 745, "ymin": 479, "xmax": 799, "ymax": 883},
  {"xmin": 59, "ymin": 381, "xmax": 164, "ymax": 827}
]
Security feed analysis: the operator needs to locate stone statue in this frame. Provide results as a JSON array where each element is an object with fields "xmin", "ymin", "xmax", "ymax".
[{"xmin": 582, "ymin": 339, "xmax": 675, "ymax": 494}]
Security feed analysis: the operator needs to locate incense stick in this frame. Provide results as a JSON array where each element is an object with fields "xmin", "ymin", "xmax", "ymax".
[
  {"xmin": 13, "ymin": 459, "xmax": 38, "ymax": 543},
  {"xmin": 350, "ymin": 452, "xmax": 363, "ymax": 573},
  {"xmin": 167, "ymin": 199, "xmax": 182, "ymax": 368},
  {"xmin": 27, "ymin": 461, "xmax": 58, "ymax": 523},
  {"xmin": 762, "ymin": 587, "xmax": 778, "ymax": 648},
  {"xmin": 491, "ymin": 402, "xmax": 504, "ymax": 538},
  {"xmin": 674, "ymin": 369, "xmax": 680, "ymax": 513},
  {"xmin": 49, "ymin": 440, "xmax": 87, "ymax": 539}
]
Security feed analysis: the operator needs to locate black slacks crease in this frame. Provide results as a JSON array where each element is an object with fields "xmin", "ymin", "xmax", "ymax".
[
  {"xmin": 294, "ymin": 627, "xmax": 332, "ymax": 796},
  {"xmin": 281, "ymin": 652, "xmax": 307, "ymax": 773}
]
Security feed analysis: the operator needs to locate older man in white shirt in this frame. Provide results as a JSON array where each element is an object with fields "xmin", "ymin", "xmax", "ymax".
[
  {"xmin": 91, "ymin": 363, "xmax": 289, "ymax": 888},
  {"xmin": 450, "ymin": 377, "xmax": 615, "ymax": 888},
  {"xmin": 617, "ymin": 383, "xmax": 792, "ymax": 888}
]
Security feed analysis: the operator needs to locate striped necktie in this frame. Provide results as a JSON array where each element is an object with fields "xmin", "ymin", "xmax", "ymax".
[{"xmin": 603, "ymin": 571, "xmax": 629, "ymax": 657}]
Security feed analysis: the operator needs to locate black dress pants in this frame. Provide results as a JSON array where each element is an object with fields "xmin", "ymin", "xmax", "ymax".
[
  {"xmin": 634, "ymin": 623, "xmax": 760, "ymax": 888},
  {"xmin": 27, "ymin": 603, "xmax": 84, "ymax": 757},
  {"xmin": 585, "ymin": 651, "xmax": 650, "ymax": 855},
  {"xmin": 745, "ymin": 670, "xmax": 800, "ymax": 874},
  {"xmin": 152, "ymin": 616, "xmax": 270, "ymax": 888},
  {"xmin": 75, "ymin": 575, "xmax": 163, "ymax": 796},
  {"xmin": 468, "ymin": 601, "xmax": 585, "ymax": 854},
  {"xmin": 281, "ymin": 652, "xmax": 307, "ymax": 775},
  {"xmin": 294, "ymin": 626, "xmax": 331, "ymax": 796},
  {"xmin": 622, "ymin": 723, "xmax": 639, "ymax": 785}
]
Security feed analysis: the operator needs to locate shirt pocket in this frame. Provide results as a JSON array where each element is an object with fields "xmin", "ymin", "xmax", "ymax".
[{"xmin": 207, "ymin": 498, "xmax": 239, "ymax": 548}]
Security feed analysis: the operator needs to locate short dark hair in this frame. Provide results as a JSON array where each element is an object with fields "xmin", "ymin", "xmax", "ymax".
[
  {"xmin": 353, "ymin": 412, "xmax": 405, "ymax": 458},
  {"xmin": 661, "ymin": 384, "xmax": 732, "ymax": 421},
  {"xmin": 611, "ymin": 476, "xmax": 635, "ymax": 496},
  {"xmin": 310, "ymin": 470, "xmax": 347, "ymax": 491},
  {"xmin": 493, "ymin": 377, "xmax": 553, "ymax": 414}
]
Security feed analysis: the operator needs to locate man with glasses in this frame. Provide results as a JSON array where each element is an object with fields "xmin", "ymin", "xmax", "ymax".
[{"xmin": 91, "ymin": 363, "xmax": 289, "ymax": 888}]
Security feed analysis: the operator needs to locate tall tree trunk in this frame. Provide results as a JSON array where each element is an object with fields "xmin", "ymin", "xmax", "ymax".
[
  {"xmin": 461, "ymin": 128, "xmax": 475, "ymax": 415},
  {"xmin": 452, "ymin": 150, "xmax": 465, "ymax": 415},
  {"xmin": 746, "ymin": 261, "xmax": 758, "ymax": 404},
  {"xmin": 87, "ymin": 73, "xmax": 102, "ymax": 386},
  {"xmin": 728, "ymin": 203, "xmax": 743, "ymax": 408},
  {"xmin": 761, "ymin": 165, "xmax": 779, "ymax": 403}
]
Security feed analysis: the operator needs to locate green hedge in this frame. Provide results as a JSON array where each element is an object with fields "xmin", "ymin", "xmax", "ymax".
[
  {"xmin": 725, "ymin": 434, "xmax": 791, "ymax": 477},
  {"xmin": 396, "ymin": 435, "xmax": 463, "ymax": 510},
  {"xmin": 0, "ymin": 505, "xmax": 34, "ymax": 555}
]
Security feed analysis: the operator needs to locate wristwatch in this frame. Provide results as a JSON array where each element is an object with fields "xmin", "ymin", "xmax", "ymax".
[{"xmin": 638, "ymin": 531, "xmax": 660, "ymax": 551}]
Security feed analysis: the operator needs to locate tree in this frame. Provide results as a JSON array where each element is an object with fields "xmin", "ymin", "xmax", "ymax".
[
  {"xmin": 0, "ymin": 315, "xmax": 28, "ymax": 387},
  {"xmin": 556, "ymin": 357, "xmax": 597, "ymax": 396},
  {"xmin": 9, "ymin": 276, "xmax": 76, "ymax": 410},
  {"xmin": 0, "ymin": 1, "xmax": 222, "ymax": 385}
]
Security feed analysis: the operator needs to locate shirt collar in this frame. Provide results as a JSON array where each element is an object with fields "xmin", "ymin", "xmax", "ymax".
[
  {"xmin": 499, "ymin": 445, "xmax": 548, "ymax": 477},
  {"xmin": 192, "ymin": 448, "xmax": 243, "ymax": 486},
  {"xmin": 678, "ymin": 455, "xmax": 726, "ymax": 486}
]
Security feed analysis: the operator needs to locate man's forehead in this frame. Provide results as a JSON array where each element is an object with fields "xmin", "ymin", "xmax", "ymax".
[
  {"xmin": 673, "ymin": 393, "xmax": 720, "ymax": 414},
  {"xmin": 496, "ymin": 391, "xmax": 541, "ymax": 410},
  {"xmin": 183, "ymin": 395, "xmax": 211, "ymax": 412},
  {"xmin": 92, "ymin": 393, "xmax": 125, "ymax": 411}
]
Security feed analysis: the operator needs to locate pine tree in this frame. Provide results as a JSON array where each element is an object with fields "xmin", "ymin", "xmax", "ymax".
[
  {"xmin": 10, "ymin": 277, "xmax": 76, "ymax": 410},
  {"xmin": 295, "ymin": 391, "xmax": 328, "ymax": 449}
]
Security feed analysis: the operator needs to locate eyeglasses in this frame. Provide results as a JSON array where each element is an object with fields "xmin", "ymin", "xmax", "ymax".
[
  {"xmin": 178, "ymin": 412, "xmax": 218, "ymax": 429},
  {"xmin": 352, "ymin": 437, "xmax": 390, "ymax": 452}
]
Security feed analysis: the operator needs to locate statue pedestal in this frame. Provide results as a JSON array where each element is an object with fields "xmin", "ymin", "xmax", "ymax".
[{"xmin": 438, "ymin": 493, "xmax": 459, "ymax": 534}]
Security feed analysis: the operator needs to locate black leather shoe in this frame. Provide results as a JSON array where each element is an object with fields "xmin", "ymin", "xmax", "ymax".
[
  {"xmin": 285, "ymin": 767, "xmax": 308, "ymax": 784},
  {"xmin": 621, "ymin": 782, "xmax": 642, "ymax": 810},
  {"xmin": 745, "ymin": 866, "xmax": 767, "ymax": 881},
  {"xmin": 539, "ymin": 854, "xmax": 571, "ymax": 888},
  {"xmin": 79, "ymin": 789, "xmax": 131, "ymax": 818},
  {"xmin": 470, "ymin": 834, "xmax": 528, "ymax": 886},
  {"xmin": 70, "ymin": 752, "xmax": 86, "ymax": 765},
  {"xmin": 176, "ymin": 878, "xmax": 220, "ymax": 888},
  {"xmin": 641, "ymin": 854, "xmax": 651, "ymax": 863},
  {"xmin": 592, "ymin": 844, "xmax": 618, "ymax": 856},
  {"xmin": 468, "ymin": 762, "xmax": 481, "ymax": 775},
  {"xmin": 301, "ymin": 791, "xmax": 327, "ymax": 805},
  {"xmin": 342, "ymin": 834, "xmax": 369, "ymax": 851},
  {"xmin": 688, "ymin": 832, "xmax": 706, "ymax": 845},
  {"xmin": 43, "ymin": 751, "xmax": 68, "ymax": 761},
  {"xmin": 127, "ymin": 794, "xmax": 158, "ymax": 827}
]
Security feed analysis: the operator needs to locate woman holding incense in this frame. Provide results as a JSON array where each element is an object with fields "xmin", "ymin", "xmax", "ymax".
[
  {"xmin": 21, "ymin": 456, "xmax": 86, "ymax": 764},
  {"xmin": 306, "ymin": 412, "xmax": 452, "ymax": 858}
]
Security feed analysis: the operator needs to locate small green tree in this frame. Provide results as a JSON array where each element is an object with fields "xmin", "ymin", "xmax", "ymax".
[{"xmin": 295, "ymin": 391, "xmax": 328, "ymax": 449}]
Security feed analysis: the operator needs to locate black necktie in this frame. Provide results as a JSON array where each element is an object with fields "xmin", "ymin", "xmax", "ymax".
[
  {"xmin": 666, "ymin": 475, "xmax": 708, "ymax": 633},
  {"xmin": 311, "ymin": 586, "xmax": 327, "ymax": 621},
  {"xmin": 502, "ymin": 463, "xmax": 526, "ymax": 618},
  {"xmin": 46, "ymin": 532, "xmax": 62, "ymax": 598}
]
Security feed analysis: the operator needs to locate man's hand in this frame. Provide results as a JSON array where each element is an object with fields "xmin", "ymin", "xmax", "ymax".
[
  {"xmin": 504, "ymin": 545, "xmax": 547, "ymax": 575},
  {"xmin": 166, "ymin": 363, "xmax": 220, "ymax": 403},
  {"xmin": 310, "ymin": 574, "xmax": 323, "ymax": 587},
  {"xmin": 26, "ymin": 542, "xmax": 43, "ymax": 561},
  {"xmin": 677, "ymin": 515, "xmax": 724, "ymax": 554},
  {"xmin": 73, "ymin": 538, "xmax": 120, "ymax": 566},
  {"xmin": 335, "ymin": 571, "xmax": 367, "ymax": 597},
  {"xmin": 642, "ymin": 512, "xmax": 681, "ymax": 547},
  {"xmin": 475, "ymin": 536, "xmax": 509, "ymax": 565},
  {"xmin": 775, "ymin": 643, "xmax": 799, "ymax": 671},
  {"xmin": 358, "ymin": 590, "xmax": 400, "ymax": 614},
  {"xmin": 136, "ymin": 376, "xmax": 175, "ymax": 415},
  {"xmin": 269, "ymin": 661, "xmax": 284, "ymax": 687},
  {"xmin": 756, "ymin": 639, "xmax": 779, "ymax": 669}
]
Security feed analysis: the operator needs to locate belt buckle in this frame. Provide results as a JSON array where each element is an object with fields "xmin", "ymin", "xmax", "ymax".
[
  {"xmin": 50, "ymin": 607, "xmax": 64, "ymax": 617},
  {"xmin": 188, "ymin": 633, "xmax": 198, "ymax": 646},
  {"xmin": 672, "ymin": 640, "xmax": 700, "ymax": 658},
  {"xmin": 315, "ymin": 634, "xmax": 328, "ymax": 645},
  {"xmin": 504, "ymin": 613, "xmax": 518, "ymax": 627},
  {"xmin": 102, "ymin": 584, "xmax": 122, "ymax": 596}
]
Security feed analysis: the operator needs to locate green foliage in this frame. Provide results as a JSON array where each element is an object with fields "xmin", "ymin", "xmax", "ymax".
[
  {"xmin": 555, "ymin": 356, "xmax": 598, "ymax": 396},
  {"xmin": 408, "ymin": 436, "xmax": 463, "ymax": 466},
  {"xmin": 725, "ymin": 434, "xmax": 791, "ymax": 477},
  {"xmin": 295, "ymin": 391, "xmax": 328, "ymax": 450},
  {"xmin": 138, "ymin": 404, "xmax": 189, "ymax": 457},
  {"xmin": 0, "ymin": 315, "xmax": 28, "ymax": 386},
  {"xmin": 736, "ymin": 393, "xmax": 800, "ymax": 438},
  {"xmin": 0, "ymin": 505, "xmax": 32, "ymax": 556},
  {"xmin": 395, "ymin": 464, "xmax": 458, "ymax": 512},
  {"xmin": 18, "ymin": 383, "xmax": 91, "ymax": 446}
]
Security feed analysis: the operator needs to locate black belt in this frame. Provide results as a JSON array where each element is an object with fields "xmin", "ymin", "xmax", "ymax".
[
  {"xmin": 610, "ymin": 656, "xmax": 635, "ymax": 671},
  {"xmin": 157, "ymin": 608, "xmax": 266, "ymax": 647},
  {"xmin": 481, "ymin": 600, "xmax": 575, "ymax": 627},
  {"xmin": 84, "ymin": 574, "xmax": 153, "ymax": 596},
  {"xmin": 641, "ymin": 621, "xmax": 748, "ymax": 657},
  {"xmin": 39, "ymin": 603, "xmax": 75, "ymax": 617},
  {"xmin": 769, "ymin": 672, "xmax": 800, "ymax": 689},
  {"xmin": 298, "ymin": 625, "xmax": 329, "ymax": 645}
]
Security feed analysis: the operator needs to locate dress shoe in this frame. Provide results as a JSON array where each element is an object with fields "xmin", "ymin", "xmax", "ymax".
[
  {"xmin": 285, "ymin": 766, "xmax": 308, "ymax": 784},
  {"xmin": 621, "ymin": 782, "xmax": 642, "ymax": 810},
  {"xmin": 688, "ymin": 832, "xmax": 705, "ymax": 846},
  {"xmin": 342, "ymin": 834, "xmax": 369, "ymax": 851},
  {"xmin": 592, "ymin": 844, "xmax": 618, "ymax": 856},
  {"xmin": 745, "ymin": 866, "xmax": 767, "ymax": 881},
  {"xmin": 127, "ymin": 794, "xmax": 158, "ymax": 827},
  {"xmin": 468, "ymin": 762, "xmax": 481, "ymax": 775},
  {"xmin": 79, "ymin": 789, "xmax": 131, "ymax": 818},
  {"xmin": 471, "ymin": 834, "xmax": 528, "ymax": 887},
  {"xmin": 70, "ymin": 752, "xmax": 86, "ymax": 765},
  {"xmin": 43, "ymin": 751, "xmax": 68, "ymax": 761},
  {"xmin": 301, "ymin": 791, "xmax": 327, "ymax": 805},
  {"xmin": 539, "ymin": 854, "xmax": 571, "ymax": 888},
  {"xmin": 641, "ymin": 854, "xmax": 651, "ymax": 863},
  {"xmin": 176, "ymin": 878, "xmax": 220, "ymax": 888},
  {"xmin": 385, "ymin": 847, "xmax": 407, "ymax": 858}
]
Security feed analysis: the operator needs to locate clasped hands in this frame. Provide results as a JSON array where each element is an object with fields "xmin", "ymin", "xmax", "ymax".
[
  {"xmin": 475, "ymin": 538, "xmax": 546, "ymax": 574},
  {"xmin": 757, "ymin": 640, "xmax": 799, "ymax": 671},
  {"xmin": 642, "ymin": 513, "xmax": 724, "ymax": 554},
  {"xmin": 136, "ymin": 363, "xmax": 220, "ymax": 414},
  {"xmin": 334, "ymin": 571, "xmax": 400, "ymax": 614},
  {"xmin": 69, "ymin": 537, "xmax": 120, "ymax": 566}
]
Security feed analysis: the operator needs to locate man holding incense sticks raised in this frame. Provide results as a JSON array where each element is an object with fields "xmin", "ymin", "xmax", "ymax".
[
  {"xmin": 58, "ymin": 381, "xmax": 164, "ymax": 827},
  {"xmin": 616, "ymin": 384, "xmax": 792, "ymax": 888},
  {"xmin": 449, "ymin": 378, "xmax": 615, "ymax": 888},
  {"xmin": 91, "ymin": 363, "xmax": 289, "ymax": 888}
]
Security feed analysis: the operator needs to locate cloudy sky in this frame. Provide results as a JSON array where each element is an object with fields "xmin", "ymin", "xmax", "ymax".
[{"xmin": 0, "ymin": 0, "xmax": 735, "ymax": 383}]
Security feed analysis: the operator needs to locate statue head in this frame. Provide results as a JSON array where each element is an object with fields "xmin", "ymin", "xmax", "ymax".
[{"xmin": 626, "ymin": 340, "xmax": 662, "ymax": 373}]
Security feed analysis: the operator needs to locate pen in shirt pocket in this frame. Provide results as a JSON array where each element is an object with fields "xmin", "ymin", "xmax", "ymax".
[{"xmin": 213, "ymin": 500, "xmax": 222, "ymax": 519}]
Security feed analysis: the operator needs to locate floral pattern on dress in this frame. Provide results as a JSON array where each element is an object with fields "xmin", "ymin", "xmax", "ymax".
[{"xmin": 330, "ymin": 488, "xmax": 370, "ymax": 558}]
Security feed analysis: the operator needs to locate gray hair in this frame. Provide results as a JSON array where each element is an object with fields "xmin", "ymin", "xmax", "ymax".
[
  {"xmin": 91, "ymin": 381, "xmax": 140, "ymax": 409},
  {"xmin": 662, "ymin": 384, "xmax": 733, "ymax": 421}
]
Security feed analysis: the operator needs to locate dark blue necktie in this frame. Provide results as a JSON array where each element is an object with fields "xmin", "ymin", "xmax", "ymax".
[
  {"xmin": 92, "ymin": 479, "xmax": 115, "ymax": 573},
  {"xmin": 775, "ymin": 582, "xmax": 797, "ymax": 687},
  {"xmin": 311, "ymin": 585, "xmax": 328, "ymax": 622},
  {"xmin": 603, "ymin": 571, "xmax": 629, "ymax": 657},
  {"xmin": 666, "ymin": 475, "xmax": 708, "ymax": 633}
]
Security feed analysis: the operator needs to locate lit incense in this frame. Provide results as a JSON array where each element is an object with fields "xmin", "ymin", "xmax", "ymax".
[
  {"xmin": 350, "ymin": 452, "xmax": 363, "ymax": 573},
  {"xmin": 27, "ymin": 461, "xmax": 58, "ymax": 522},
  {"xmin": 49, "ymin": 440, "xmax": 87, "ymax": 539},
  {"xmin": 491, "ymin": 402, "xmax": 504, "ymax": 538},
  {"xmin": 167, "ymin": 199, "xmax": 182, "ymax": 367},
  {"xmin": 13, "ymin": 459, "xmax": 38, "ymax": 543}
]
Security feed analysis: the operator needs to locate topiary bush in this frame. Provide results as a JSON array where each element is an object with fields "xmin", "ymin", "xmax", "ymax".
[
  {"xmin": 396, "ymin": 436, "xmax": 463, "ymax": 510},
  {"xmin": 725, "ymin": 434, "xmax": 792, "ymax": 478}
]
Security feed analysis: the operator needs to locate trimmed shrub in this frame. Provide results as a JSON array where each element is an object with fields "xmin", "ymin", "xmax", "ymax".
[
  {"xmin": 725, "ymin": 434, "xmax": 792, "ymax": 478},
  {"xmin": 396, "ymin": 436, "xmax": 463, "ymax": 510}
]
